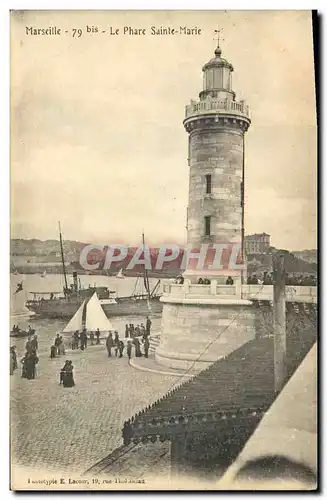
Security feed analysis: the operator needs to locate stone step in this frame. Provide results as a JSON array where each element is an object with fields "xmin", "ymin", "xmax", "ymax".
[{"xmin": 149, "ymin": 334, "xmax": 160, "ymax": 353}]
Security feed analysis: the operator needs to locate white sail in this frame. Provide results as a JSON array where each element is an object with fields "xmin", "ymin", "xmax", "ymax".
[
  {"xmin": 116, "ymin": 269, "xmax": 125, "ymax": 279},
  {"xmin": 62, "ymin": 300, "xmax": 86, "ymax": 333},
  {"xmin": 85, "ymin": 292, "xmax": 113, "ymax": 332}
]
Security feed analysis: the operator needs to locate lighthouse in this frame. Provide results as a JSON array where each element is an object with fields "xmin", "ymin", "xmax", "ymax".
[
  {"xmin": 155, "ymin": 42, "xmax": 256, "ymax": 371},
  {"xmin": 183, "ymin": 42, "xmax": 251, "ymax": 281}
]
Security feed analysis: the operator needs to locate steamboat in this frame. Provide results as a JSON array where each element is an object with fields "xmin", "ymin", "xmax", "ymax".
[{"xmin": 25, "ymin": 225, "xmax": 163, "ymax": 319}]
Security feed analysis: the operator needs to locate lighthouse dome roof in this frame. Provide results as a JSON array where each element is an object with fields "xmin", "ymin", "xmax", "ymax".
[{"xmin": 202, "ymin": 47, "xmax": 234, "ymax": 72}]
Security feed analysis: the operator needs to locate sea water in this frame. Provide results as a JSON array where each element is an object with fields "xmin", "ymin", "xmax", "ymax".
[{"xmin": 10, "ymin": 273, "xmax": 163, "ymax": 355}]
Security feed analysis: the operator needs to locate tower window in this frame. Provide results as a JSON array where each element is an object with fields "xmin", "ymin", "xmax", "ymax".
[
  {"xmin": 204, "ymin": 216, "xmax": 211, "ymax": 236},
  {"xmin": 205, "ymin": 174, "xmax": 212, "ymax": 194}
]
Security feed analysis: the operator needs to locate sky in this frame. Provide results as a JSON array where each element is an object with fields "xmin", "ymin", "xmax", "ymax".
[{"xmin": 11, "ymin": 10, "xmax": 317, "ymax": 250}]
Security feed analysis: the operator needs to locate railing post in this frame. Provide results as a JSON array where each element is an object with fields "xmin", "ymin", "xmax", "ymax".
[
  {"xmin": 183, "ymin": 280, "xmax": 190, "ymax": 295},
  {"xmin": 210, "ymin": 280, "xmax": 217, "ymax": 295},
  {"xmin": 235, "ymin": 279, "xmax": 241, "ymax": 297},
  {"xmin": 273, "ymin": 253, "xmax": 287, "ymax": 395}
]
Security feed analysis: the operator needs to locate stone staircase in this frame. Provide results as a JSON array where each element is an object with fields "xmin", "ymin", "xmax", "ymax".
[{"xmin": 149, "ymin": 333, "xmax": 160, "ymax": 353}]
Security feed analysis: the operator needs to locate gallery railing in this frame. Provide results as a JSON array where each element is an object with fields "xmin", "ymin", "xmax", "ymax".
[
  {"xmin": 185, "ymin": 98, "xmax": 250, "ymax": 120},
  {"xmin": 162, "ymin": 282, "xmax": 317, "ymax": 304}
]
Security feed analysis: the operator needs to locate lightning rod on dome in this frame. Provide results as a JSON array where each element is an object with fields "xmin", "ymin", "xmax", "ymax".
[{"xmin": 213, "ymin": 27, "xmax": 224, "ymax": 54}]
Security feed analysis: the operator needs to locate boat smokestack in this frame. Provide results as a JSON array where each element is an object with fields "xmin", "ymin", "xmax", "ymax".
[{"xmin": 73, "ymin": 272, "xmax": 79, "ymax": 292}]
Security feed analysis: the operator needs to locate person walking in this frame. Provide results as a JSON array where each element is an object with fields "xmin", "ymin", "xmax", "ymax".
[
  {"xmin": 58, "ymin": 337, "xmax": 65, "ymax": 356},
  {"xmin": 106, "ymin": 332, "xmax": 114, "ymax": 357},
  {"xmin": 30, "ymin": 351, "xmax": 39, "ymax": 379},
  {"xmin": 50, "ymin": 344, "xmax": 57, "ymax": 358},
  {"xmin": 133, "ymin": 337, "xmax": 142, "ymax": 358},
  {"xmin": 140, "ymin": 323, "xmax": 146, "ymax": 338},
  {"xmin": 90, "ymin": 331, "xmax": 95, "ymax": 346},
  {"xmin": 60, "ymin": 360, "xmax": 69, "ymax": 385},
  {"xmin": 125, "ymin": 324, "xmax": 129, "ymax": 338},
  {"xmin": 118, "ymin": 340, "xmax": 125, "ymax": 358},
  {"xmin": 62, "ymin": 360, "xmax": 75, "ymax": 388},
  {"xmin": 10, "ymin": 346, "xmax": 17, "ymax": 375},
  {"xmin": 21, "ymin": 352, "xmax": 28, "ymax": 378},
  {"xmin": 10, "ymin": 351, "xmax": 14, "ymax": 376},
  {"xmin": 73, "ymin": 331, "xmax": 79, "ymax": 350},
  {"xmin": 31, "ymin": 334, "xmax": 38, "ymax": 352},
  {"xmin": 54, "ymin": 334, "xmax": 61, "ymax": 355},
  {"xmin": 126, "ymin": 340, "xmax": 133, "ymax": 361},
  {"xmin": 95, "ymin": 328, "xmax": 101, "ymax": 345},
  {"xmin": 114, "ymin": 331, "xmax": 119, "ymax": 357},
  {"xmin": 143, "ymin": 337, "xmax": 150, "ymax": 358},
  {"xmin": 146, "ymin": 316, "xmax": 152, "ymax": 335},
  {"xmin": 21, "ymin": 351, "xmax": 38, "ymax": 380},
  {"xmin": 25, "ymin": 337, "xmax": 33, "ymax": 355}
]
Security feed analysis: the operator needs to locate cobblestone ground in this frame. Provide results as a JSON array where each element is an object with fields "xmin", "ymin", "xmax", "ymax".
[{"xmin": 10, "ymin": 345, "xmax": 176, "ymax": 474}]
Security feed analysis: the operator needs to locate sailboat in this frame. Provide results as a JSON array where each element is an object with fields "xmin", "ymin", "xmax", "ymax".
[
  {"xmin": 116, "ymin": 269, "xmax": 125, "ymax": 279},
  {"xmin": 62, "ymin": 292, "xmax": 113, "ymax": 334},
  {"xmin": 25, "ymin": 223, "xmax": 114, "ymax": 319},
  {"xmin": 25, "ymin": 228, "xmax": 163, "ymax": 319},
  {"xmin": 101, "ymin": 232, "xmax": 162, "ymax": 316},
  {"xmin": 41, "ymin": 271, "xmax": 46, "ymax": 278}
]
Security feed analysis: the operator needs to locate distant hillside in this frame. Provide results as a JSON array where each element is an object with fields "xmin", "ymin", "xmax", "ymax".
[
  {"xmin": 10, "ymin": 238, "xmax": 86, "ymax": 258},
  {"xmin": 282, "ymin": 250, "xmax": 317, "ymax": 274},
  {"xmin": 10, "ymin": 239, "xmax": 317, "ymax": 277},
  {"xmin": 292, "ymin": 249, "xmax": 317, "ymax": 265},
  {"xmin": 246, "ymin": 248, "xmax": 317, "ymax": 275}
]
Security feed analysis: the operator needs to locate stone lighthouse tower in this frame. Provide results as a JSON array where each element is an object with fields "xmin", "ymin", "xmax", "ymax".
[
  {"xmin": 155, "ymin": 43, "xmax": 255, "ymax": 372},
  {"xmin": 183, "ymin": 43, "xmax": 251, "ymax": 282}
]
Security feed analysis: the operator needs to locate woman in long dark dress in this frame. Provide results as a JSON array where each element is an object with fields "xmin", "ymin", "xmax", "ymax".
[
  {"xmin": 133, "ymin": 338, "xmax": 142, "ymax": 358},
  {"xmin": 29, "ymin": 351, "xmax": 39, "ymax": 379},
  {"xmin": 62, "ymin": 361, "xmax": 75, "ymax": 388},
  {"xmin": 60, "ymin": 360, "xmax": 69, "ymax": 384},
  {"xmin": 114, "ymin": 331, "xmax": 119, "ymax": 357},
  {"xmin": 10, "ymin": 347, "xmax": 17, "ymax": 375},
  {"xmin": 21, "ymin": 352, "xmax": 28, "ymax": 378},
  {"xmin": 21, "ymin": 351, "xmax": 38, "ymax": 379},
  {"xmin": 26, "ymin": 351, "xmax": 38, "ymax": 379},
  {"xmin": 126, "ymin": 341, "xmax": 133, "ymax": 361},
  {"xmin": 106, "ymin": 332, "xmax": 114, "ymax": 357}
]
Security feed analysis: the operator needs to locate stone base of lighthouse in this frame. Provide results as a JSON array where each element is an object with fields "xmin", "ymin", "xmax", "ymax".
[{"xmin": 155, "ymin": 290, "xmax": 256, "ymax": 372}]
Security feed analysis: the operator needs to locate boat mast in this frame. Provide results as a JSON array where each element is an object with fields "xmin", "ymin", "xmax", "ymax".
[
  {"xmin": 142, "ymin": 232, "xmax": 151, "ymax": 300},
  {"xmin": 58, "ymin": 221, "xmax": 68, "ymax": 291},
  {"xmin": 150, "ymin": 279, "xmax": 161, "ymax": 298},
  {"xmin": 82, "ymin": 300, "xmax": 87, "ymax": 330},
  {"xmin": 132, "ymin": 277, "xmax": 139, "ymax": 297}
]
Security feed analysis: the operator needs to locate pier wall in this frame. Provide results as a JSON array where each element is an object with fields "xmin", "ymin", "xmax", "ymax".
[
  {"xmin": 155, "ymin": 283, "xmax": 317, "ymax": 371},
  {"xmin": 156, "ymin": 300, "xmax": 256, "ymax": 370}
]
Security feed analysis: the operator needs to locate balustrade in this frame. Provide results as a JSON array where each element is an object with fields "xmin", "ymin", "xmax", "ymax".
[
  {"xmin": 185, "ymin": 98, "xmax": 250, "ymax": 119},
  {"xmin": 162, "ymin": 282, "xmax": 317, "ymax": 304}
]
